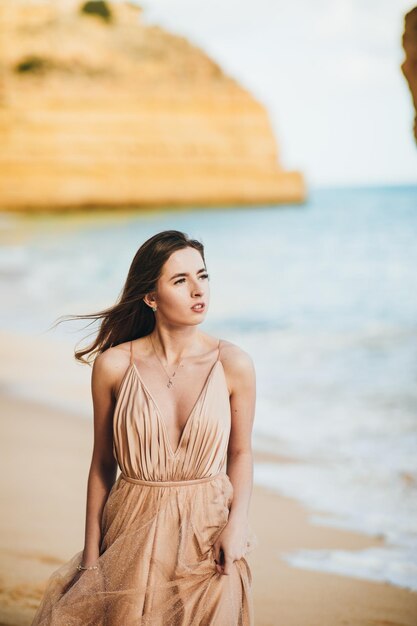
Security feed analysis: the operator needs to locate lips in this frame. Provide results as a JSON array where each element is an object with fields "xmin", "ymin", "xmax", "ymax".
[{"xmin": 191, "ymin": 302, "xmax": 205, "ymax": 311}]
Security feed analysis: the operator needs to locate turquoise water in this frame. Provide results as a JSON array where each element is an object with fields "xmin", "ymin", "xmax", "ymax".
[{"xmin": 1, "ymin": 184, "xmax": 416, "ymax": 590}]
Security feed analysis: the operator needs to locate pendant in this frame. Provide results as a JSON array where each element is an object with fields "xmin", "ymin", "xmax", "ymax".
[{"xmin": 167, "ymin": 371, "xmax": 176, "ymax": 388}]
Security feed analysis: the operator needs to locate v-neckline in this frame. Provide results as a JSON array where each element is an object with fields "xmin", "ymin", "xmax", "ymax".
[{"xmin": 131, "ymin": 358, "xmax": 221, "ymax": 458}]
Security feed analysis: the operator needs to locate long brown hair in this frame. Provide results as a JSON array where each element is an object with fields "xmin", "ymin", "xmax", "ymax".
[{"xmin": 51, "ymin": 230, "xmax": 205, "ymax": 365}]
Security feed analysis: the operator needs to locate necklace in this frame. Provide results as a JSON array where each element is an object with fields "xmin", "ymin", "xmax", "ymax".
[{"xmin": 149, "ymin": 335, "xmax": 183, "ymax": 389}]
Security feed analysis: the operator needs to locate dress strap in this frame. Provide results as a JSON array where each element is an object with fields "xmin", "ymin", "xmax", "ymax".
[
  {"xmin": 130, "ymin": 340, "xmax": 134, "ymax": 366},
  {"xmin": 216, "ymin": 338, "xmax": 221, "ymax": 361}
]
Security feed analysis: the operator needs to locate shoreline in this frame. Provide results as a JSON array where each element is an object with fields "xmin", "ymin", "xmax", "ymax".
[{"xmin": 0, "ymin": 390, "xmax": 416, "ymax": 625}]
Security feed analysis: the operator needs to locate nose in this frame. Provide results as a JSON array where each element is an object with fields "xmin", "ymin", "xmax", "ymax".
[{"xmin": 190, "ymin": 279, "xmax": 204, "ymax": 296}]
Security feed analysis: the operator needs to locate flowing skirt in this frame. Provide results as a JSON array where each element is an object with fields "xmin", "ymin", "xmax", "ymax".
[{"xmin": 31, "ymin": 472, "xmax": 256, "ymax": 626}]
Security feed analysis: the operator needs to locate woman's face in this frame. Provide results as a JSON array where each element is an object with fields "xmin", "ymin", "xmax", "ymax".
[{"xmin": 150, "ymin": 247, "xmax": 210, "ymax": 325}]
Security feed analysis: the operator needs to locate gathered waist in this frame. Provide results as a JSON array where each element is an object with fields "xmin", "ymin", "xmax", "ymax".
[{"xmin": 120, "ymin": 471, "xmax": 226, "ymax": 487}]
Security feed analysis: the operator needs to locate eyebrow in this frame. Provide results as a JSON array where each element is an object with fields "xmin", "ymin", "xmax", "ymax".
[{"xmin": 169, "ymin": 268, "xmax": 207, "ymax": 281}]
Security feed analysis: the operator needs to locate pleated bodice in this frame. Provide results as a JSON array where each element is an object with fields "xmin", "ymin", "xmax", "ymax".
[{"xmin": 113, "ymin": 351, "xmax": 231, "ymax": 482}]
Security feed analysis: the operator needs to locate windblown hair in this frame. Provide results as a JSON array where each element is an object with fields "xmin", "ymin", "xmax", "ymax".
[{"xmin": 51, "ymin": 230, "xmax": 205, "ymax": 365}]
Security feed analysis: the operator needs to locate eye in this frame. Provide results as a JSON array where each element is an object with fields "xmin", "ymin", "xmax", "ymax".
[{"xmin": 173, "ymin": 273, "xmax": 209, "ymax": 285}]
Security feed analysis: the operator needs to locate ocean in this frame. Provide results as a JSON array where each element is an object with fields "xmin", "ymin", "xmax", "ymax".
[{"xmin": 1, "ymin": 184, "xmax": 416, "ymax": 591}]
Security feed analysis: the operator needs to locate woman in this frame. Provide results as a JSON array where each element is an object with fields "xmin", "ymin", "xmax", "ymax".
[{"xmin": 31, "ymin": 229, "xmax": 257, "ymax": 625}]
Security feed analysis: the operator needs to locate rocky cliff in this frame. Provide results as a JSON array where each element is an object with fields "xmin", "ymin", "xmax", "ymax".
[
  {"xmin": 402, "ymin": 7, "xmax": 417, "ymax": 143},
  {"xmin": 0, "ymin": 0, "xmax": 305, "ymax": 211}
]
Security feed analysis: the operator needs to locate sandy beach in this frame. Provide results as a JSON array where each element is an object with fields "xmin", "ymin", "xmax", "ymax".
[{"xmin": 0, "ymin": 398, "xmax": 416, "ymax": 625}]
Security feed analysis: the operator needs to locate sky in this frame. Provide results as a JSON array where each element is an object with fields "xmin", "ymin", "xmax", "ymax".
[{"xmin": 134, "ymin": 0, "xmax": 417, "ymax": 189}]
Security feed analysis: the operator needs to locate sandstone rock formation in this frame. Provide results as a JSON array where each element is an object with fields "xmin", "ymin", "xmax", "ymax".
[
  {"xmin": 0, "ymin": 0, "xmax": 305, "ymax": 211},
  {"xmin": 402, "ymin": 7, "xmax": 417, "ymax": 143}
]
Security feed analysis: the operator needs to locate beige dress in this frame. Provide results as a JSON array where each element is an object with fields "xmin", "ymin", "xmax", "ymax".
[{"xmin": 31, "ymin": 338, "xmax": 257, "ymax": 625}]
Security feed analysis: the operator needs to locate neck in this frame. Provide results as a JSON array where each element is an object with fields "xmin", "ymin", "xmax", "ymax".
[{"xmin": 148, "ymin": 327, "xmax": 203, "ymax": 364}]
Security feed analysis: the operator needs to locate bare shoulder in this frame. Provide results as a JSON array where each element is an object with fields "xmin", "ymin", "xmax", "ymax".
[
  {"xmin": 92, "ymin": 341, "xmax": 131, "ymax": 397},
  {"xmin": 219, "ymin": 338, "xmax": 255, "ymax": 370},
  {"xmin": 218, "ymin": 338, "xmax": 256, "ymax": 392}
]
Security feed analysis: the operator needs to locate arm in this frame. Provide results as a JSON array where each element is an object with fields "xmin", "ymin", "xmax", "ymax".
[
  {"xmin": 81, "ymin": 350, "xmax": 118, "ymax": 567},
  {"xmin": 213, "ymin": 344, "xmax": 256, "ymax": 575}
]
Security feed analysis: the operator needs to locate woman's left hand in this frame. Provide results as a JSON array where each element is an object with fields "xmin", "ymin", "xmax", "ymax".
[{"xmin": 212, "ymin": 517, "xmax": 248, "ymax": 576}]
